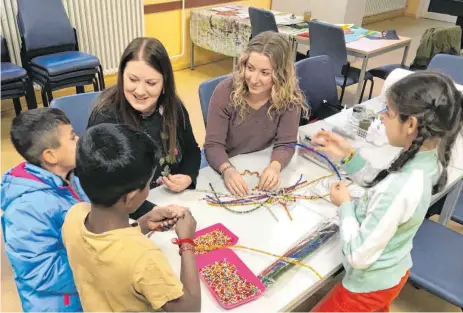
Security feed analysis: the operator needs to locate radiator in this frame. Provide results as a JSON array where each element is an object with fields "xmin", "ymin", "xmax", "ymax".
[
  {"xmin": 0, "ymin": 0, "xmax": 144, "ymax": 75},
  {"xmin": 365, "ymin": 0, "xmax": 407, "ymax": 16}
]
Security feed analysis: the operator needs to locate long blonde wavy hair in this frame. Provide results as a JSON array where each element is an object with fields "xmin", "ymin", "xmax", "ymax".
[{"xmin": 231, "ymin": 31, "xmax": 307, "ymax": 120}]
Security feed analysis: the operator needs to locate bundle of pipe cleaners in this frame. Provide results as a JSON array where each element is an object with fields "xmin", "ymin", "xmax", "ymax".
[
  {"xmin": 258, "ymin": 220, "xmax": 339, "ymax": 287},
  {"xmin": 204, "ymin": 173, "xmax": 335, "ymax": 221}
]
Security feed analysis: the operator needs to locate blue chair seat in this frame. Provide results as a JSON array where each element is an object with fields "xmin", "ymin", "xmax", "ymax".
[
  {"xmin": 1, "ymin": 62, "xmax": 27, "ymax": 83},
  {"xmin": 31, "ymin": 51, "xmax": 100, "ymax": 76},
  {"xmin": 368, "ymin": 64, "xmax": 409, "ymax": 80},
  {"xmin": 334, "ymin": 68, "xmax": 373, "ymax": 86},
  {"xmin": 30, "ymin": 65, "xmax": 98, "ymax": 82},
  {"xmin": 1, "ymin": 80, "xmax": 26, "ymax": 91},
  {"xmin": 410, "ymin": 218, "xmax": 463, "ymax": 308},
  {"xmin": 1, "ymin": 88, "xmax": 26, "ymax": 99}
]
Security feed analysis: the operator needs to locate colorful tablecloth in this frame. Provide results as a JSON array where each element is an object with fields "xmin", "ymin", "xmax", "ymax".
[{"xmin": 190, "ymin": 5, "xmax": 306, "ymax": 57}]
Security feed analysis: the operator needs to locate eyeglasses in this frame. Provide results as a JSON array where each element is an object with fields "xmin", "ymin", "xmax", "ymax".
[{"xmin": 376, "ymin": 107, "xmax": 388, "ymax": 114}]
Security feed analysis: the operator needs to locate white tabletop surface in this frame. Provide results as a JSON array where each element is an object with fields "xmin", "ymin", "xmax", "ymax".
[{"xmin": 146, "ymin": 97, "xmax": 463, "ymax": 312}]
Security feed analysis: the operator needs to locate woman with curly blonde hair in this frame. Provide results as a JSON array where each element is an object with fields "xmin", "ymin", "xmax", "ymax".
[{"xmin": 204, "ymin": 31, "xmax": 307, "ymax": 196}]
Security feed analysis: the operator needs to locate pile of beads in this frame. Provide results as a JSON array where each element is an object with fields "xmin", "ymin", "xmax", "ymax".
[
  {"xmin": 194, "ymin": 230, "xmax": 233, "ymax": 256},
  {"xmin": 200, "ymin": 260, "xmax": 262, "ymax": 305}
]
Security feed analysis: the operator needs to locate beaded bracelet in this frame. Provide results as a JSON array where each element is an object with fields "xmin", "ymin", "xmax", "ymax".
[
  {"xmin": 220, "ymin": 163, "xmax": 235, "ymax": 176},
  {"xmin": 179, "ymin": 243, "xmax": 195, "ymax": 255},
  {"xmin": 341, "ymin": 149, "xmax": 356, "ymax": 165}
]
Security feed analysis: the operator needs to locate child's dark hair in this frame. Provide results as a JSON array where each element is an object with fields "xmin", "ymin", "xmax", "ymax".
[
  {"xmin": 10, "ymin": 108, "xmax": 71, "ymax": 166},
  {"xmin": 76, "ymin": 123, "xmax": 157, "ymax": 207},
  {"xmin": 369, "ymin": 72, "xmax": 463, "ymax": 193}
]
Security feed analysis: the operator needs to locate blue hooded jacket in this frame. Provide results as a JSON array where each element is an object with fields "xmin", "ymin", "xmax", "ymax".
[{"xmin": 1, "ymin": 163, "xmax": 89, "ymax": 312}]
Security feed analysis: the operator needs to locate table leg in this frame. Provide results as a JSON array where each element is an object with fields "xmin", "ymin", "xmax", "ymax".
[
  {"xmin": 439, "ymin": 179, "xmax": 463, "ymax": 226},
  {"xmin": 355, "ymin": 56, "xmax": 369, "ymax": 104},
  {"xmin": 190, "ymin": 41, "xmax": 195, "ymax": 70},
  {"xmin": 401, "ymin": 44, "xmax": 410, "ymax": 67}
]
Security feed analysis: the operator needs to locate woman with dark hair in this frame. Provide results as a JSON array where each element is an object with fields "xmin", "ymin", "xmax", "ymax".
[{"xmin": 88, "ymin": 37, "xmax": 201, "ymax": 218}]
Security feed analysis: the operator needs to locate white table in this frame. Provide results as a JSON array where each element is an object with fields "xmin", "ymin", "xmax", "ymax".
[{"xmin": 147, "ymin": 98, "xmax": 462, "ymax": 311}]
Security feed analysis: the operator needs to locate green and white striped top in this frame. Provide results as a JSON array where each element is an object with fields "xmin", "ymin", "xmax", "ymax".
[{"xmin": 339, "ymin": 149, "xmax": 440, "ymax": 293}]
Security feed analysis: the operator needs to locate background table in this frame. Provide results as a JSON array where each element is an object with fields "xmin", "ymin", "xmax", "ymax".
[
  {"xmin": 146, "ymin": 97, "xmax": 462, "ymax": 311},
  {"xmin": 190, "ymin": 5, "xmax": 306, "ymax": 69}
]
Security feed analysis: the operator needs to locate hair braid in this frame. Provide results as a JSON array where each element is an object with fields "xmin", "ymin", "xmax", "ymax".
[{"xmin": 368, "ymin": 125, "xmax": 427, "ymax": 187}]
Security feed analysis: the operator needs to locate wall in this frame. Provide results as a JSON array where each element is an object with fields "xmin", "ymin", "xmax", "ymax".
[
  {"xmin": 144, "ymin": 0, "xmax": 271, "ymax": 71},
  {"xmin": 406, "ymin": 0, "xmax": 421, "ymax": 17}
]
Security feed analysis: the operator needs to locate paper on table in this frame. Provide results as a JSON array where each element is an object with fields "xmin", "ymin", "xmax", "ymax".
[{"xmin": 274, "ymin": 14, "xmax": 304, "ymax": 25}]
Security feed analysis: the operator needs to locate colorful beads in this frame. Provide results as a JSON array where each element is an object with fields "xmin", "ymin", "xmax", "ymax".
[
  {"xmin": 200, "ymin": 260, "xmax": 262, "ymax": 305},
  {"xmin": 194, "ymin": 230, "xmax": 233, "ymax": 255}
]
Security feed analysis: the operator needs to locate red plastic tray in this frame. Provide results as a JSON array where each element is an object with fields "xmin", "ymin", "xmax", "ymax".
[{"xmin": 196, "ymin": 248, "xmax": 266, "ymax": 309}]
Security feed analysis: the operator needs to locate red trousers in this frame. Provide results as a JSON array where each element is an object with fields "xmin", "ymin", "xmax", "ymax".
[{"xmin": 311, "ymin": 270, "xmax": 410, "ymax": 312}]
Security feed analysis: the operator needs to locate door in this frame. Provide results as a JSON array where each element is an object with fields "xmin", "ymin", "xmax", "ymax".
[{"xmin": 420, "ymin": 0, "xmax": 458, "ymax": 23}]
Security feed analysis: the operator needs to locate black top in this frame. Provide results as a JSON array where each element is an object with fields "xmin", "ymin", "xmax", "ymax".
[{"xmin": 87, "ymin": 101, "xmax": 201, "ymax": 219}]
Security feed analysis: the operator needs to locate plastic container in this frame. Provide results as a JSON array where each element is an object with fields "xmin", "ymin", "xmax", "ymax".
[{"xmin": 196, "ymin": 248, "xmax": 266, "ymax": 309}]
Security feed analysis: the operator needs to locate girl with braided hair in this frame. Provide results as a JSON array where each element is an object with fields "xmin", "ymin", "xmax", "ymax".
[{"xmin": 310, "ymin": 72, "xmax": 463, "ymax": 312}]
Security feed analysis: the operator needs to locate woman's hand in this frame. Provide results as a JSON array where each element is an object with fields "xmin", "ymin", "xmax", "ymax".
[
  {"xmin": 223, "ymin": 167, "xmax": 249, "ymax": 197},
  {"xmin": 312, "ymin": 130, "xmax": 354, "ymax": 160},
  {"xmin": 258, "ymin": 161, "xmax": 281, "ymax": 191},
  {"xmin": 330, "ymin": 181, "xmax": 352, "ymax": 206},
  {"xmin": 162, "ymin": 174, "xmax": 192, "ymax": 192}
]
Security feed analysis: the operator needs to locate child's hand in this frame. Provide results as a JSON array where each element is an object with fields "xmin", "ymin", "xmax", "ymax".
[
  {"xmin": 175, "ymin": 210, "xmax": 197, "ymax": 239},
  {"xmin": 330, "ymin": 181, "xmax": 352, "ymax": 206},
  {"xmin": 138, "ymin": 206, "xmax": 186, "ymax": 234},
  {"xmin": 312, "ymin": 130, "xmax": 354, "ymax": 160},
  {"xmin": 163, "ymin": 174, "xmax": 192, "ymax": 192}
]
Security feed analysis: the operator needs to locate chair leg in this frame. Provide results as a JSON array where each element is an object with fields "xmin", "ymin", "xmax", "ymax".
[
  {"xmin": 359, "ymin": 80, "xmax": 368, "ymax": 103},
  {"xmin": 41, "ymin": 89, "xmax": 49, "ymax": 107},
  {"xmin": 93, "ymin": 78, "xmax": 98, "ymax": 92},
  {"xmin": 46, "ymin": 87, "xmax": 53, "ymax": 102},
  {"xmin": 76, "ymin": 85, "xmax": 85, "ymax": 94},
  {"xmin": 339, "ymin": 76, "xmax": 348, "ymax": 104},
  {"xmin": 24, "ymin": 78, "xmax": 38, "ymax": 110},
  {"xmin": 12, "ymin": 97, "xmax": 22, "ymax": 116},
  {"xmin": 368, "ymin": 79, "xmax": 375, "ymax": 100},
  {"xmin": 98, "ymin": 65, "xmax": 105, "ymax": 90}
]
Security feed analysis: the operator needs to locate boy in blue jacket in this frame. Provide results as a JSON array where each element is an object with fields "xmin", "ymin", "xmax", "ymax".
[{"xmin": 1, "ymin": 108, "xmax": 87, "ymax": 312}]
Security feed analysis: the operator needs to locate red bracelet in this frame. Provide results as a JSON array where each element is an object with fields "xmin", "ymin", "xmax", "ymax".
[
  {"xmin": 172, "ymin": 238, "xmax": 196, "ymax": 246},
  {"xmin": 179, "ymin": 243, "xmax": 195, "ymax": 255}
]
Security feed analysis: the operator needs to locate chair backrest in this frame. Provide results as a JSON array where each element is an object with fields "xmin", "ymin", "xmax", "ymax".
[
  {"xmin": 428, "ymin": 54, "xmax": 463, "ymax": 85},
  {"xmin": 248, "ymin": 7, "xmax": 278, "ymax": 38},
  {"xmin": 198, "ymin": 74, "xmax": 230, "ymax": 126},
  {"xmin": 50, "ymin": 92, "xmax": 101, "ymax": 137},
  {"xmin": 17, "ymin": 0, "xmax": 75, "ymax": 55},
  {"xmin": 308, "ymin": 21, "xmax": 348, "ymax": 77},
  {"xmin": 296, "ymin": 55, "xmax": 340, "ymax": 120},
  {"xmin": 1, "ymin": 36, "xmax": 10, "ymax": 62}
]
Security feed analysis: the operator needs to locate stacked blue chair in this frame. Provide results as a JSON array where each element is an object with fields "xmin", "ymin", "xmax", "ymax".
[
  {"xmin": 308, "ymin": 21, "xmax": 374, "ymax": 103},
  {"xmin": 1, "ymin": 36, "xmax": 37, "ymax": 115},
  {"xmin": 50, "ymin": 92, "xmax": 101, "ymax": 137},
  {"xmin": 17, "ymin": 0, "xmax": 105, "ymax": 107}
]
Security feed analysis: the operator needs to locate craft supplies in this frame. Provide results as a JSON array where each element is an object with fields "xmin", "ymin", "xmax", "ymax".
[
  {"xmin": 291, "ymin": 143, "xmax": 342, "ymax": 180},
  {"xmin": 196, "ymin": 249, "xmax": 266, "ymax": 309},
  {"xmin": 205, "ymin": 173, "xmax": 335, "ymax": 218},
  {"xmin": 194, "ymin": 223, "xmax": 239, "ymax": 256},
  {"xmin": 258, "ymin": 220, "xmax": 339, "ymax": 288}
]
